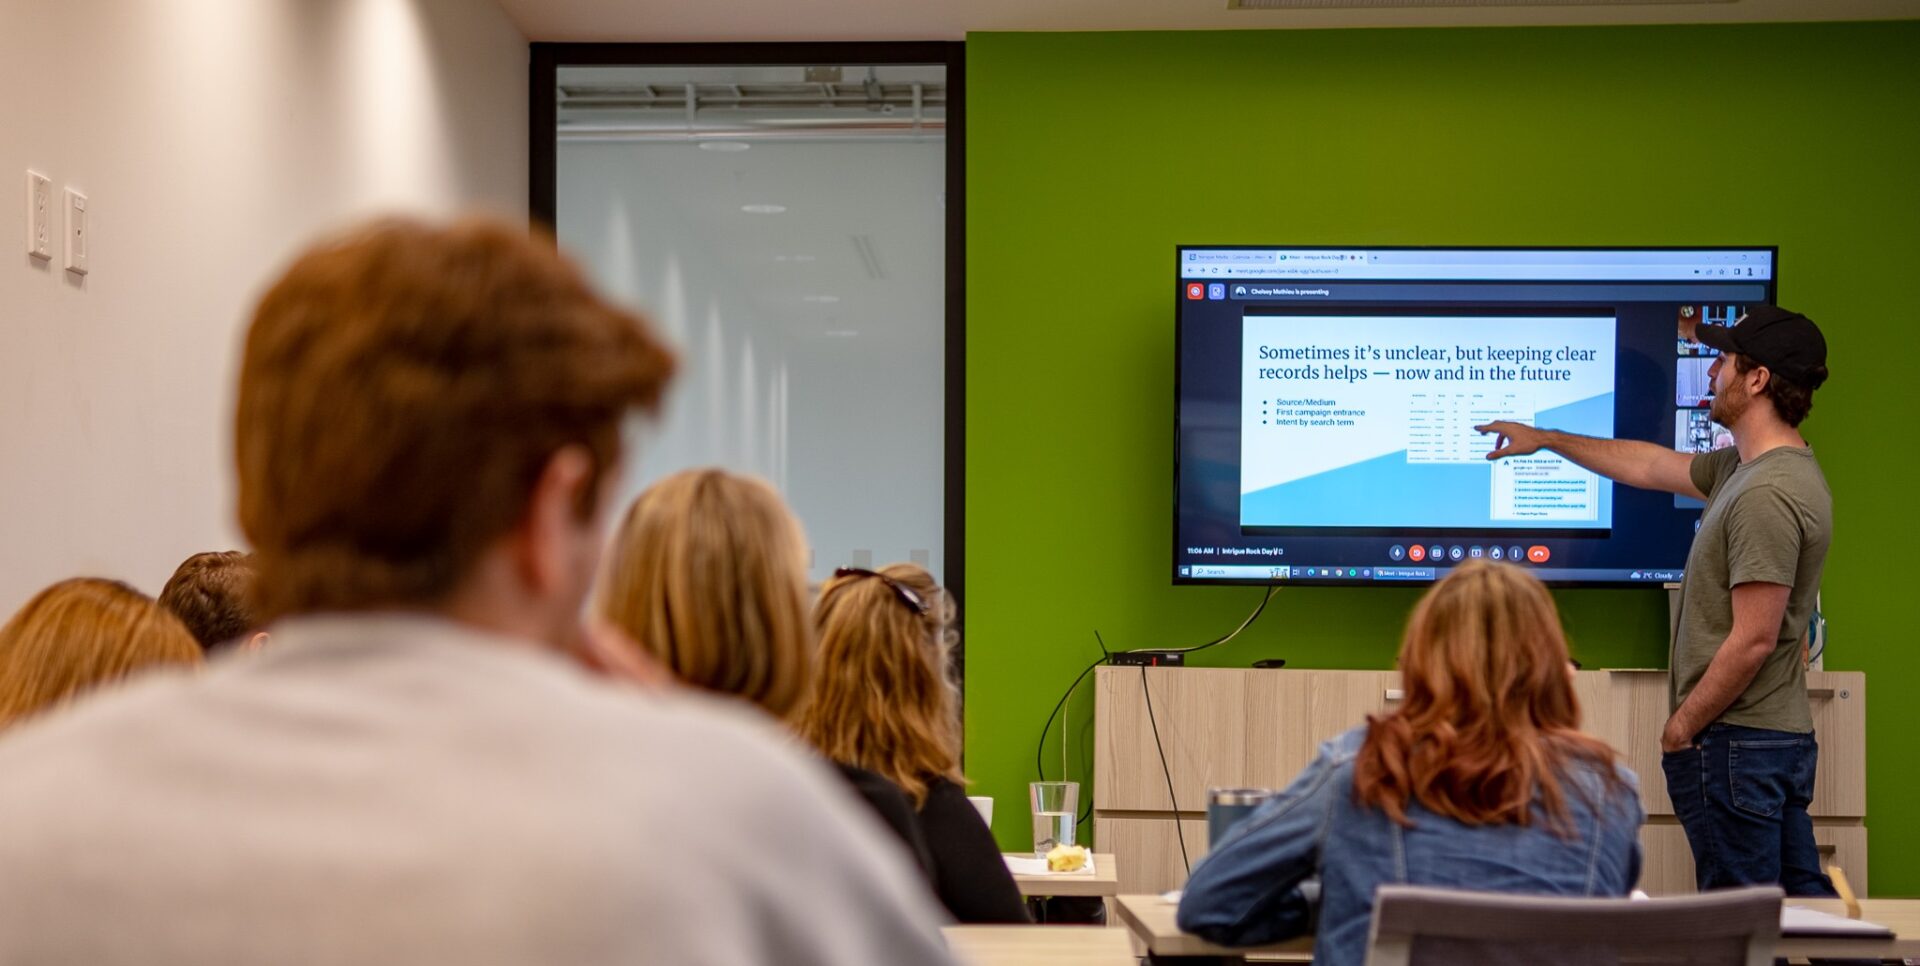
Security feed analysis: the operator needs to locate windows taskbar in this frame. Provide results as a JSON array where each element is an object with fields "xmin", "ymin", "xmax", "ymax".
[{"xmin": 1180, "ymin": 564, "xmax": 1682, "ymax": 583}]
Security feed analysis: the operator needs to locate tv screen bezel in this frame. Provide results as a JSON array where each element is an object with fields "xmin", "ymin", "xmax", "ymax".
[{"xmin": 1171, "ymin": 243, "xmax": 1781, "ymax": 589}]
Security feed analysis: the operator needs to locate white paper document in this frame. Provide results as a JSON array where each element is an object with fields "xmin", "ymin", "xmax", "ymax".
[{"xmin": 1780, "ymin": 905, "xmax": 1894, "ymax": 938}]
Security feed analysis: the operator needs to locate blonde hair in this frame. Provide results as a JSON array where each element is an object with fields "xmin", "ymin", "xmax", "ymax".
[
  {"xmin": 1353, "ymin": 561, "xmax": 1622, "ymax": 831},
  {"xmin": 797, "ymin": 563, "xmax": 962, "ymax": 806},
  {"xmin": 0, "ymin": 578, "xmax": 203, "ymax": 729},
  {"xmin": 600, "ymin": 469, "xmax": 813, "ymax": 719}
]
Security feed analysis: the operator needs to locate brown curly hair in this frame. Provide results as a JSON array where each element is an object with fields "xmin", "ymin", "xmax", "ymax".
[
  {"xmin": 1731, "ymin": 352, "xmax": 1824, "ymax": 427},
  {"xmin": 158, "ymin": 551, "xmax": 258, "ymax": 651}
]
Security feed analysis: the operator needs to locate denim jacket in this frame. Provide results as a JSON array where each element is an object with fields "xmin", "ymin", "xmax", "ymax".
[{"xmin": 1177, "ymin": 725, "xmax": 1644, "ymax": 966}]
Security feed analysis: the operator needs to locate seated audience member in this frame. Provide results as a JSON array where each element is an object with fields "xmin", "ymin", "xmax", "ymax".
[
  {"xmin": 0, "ymin": 578, "xmax": 202, "ymax": 729},
  {"xmin": 1178, "ymin": 560, "xmax": 1644, "ymax": 965},
  {"xmin": 0, "ymin": 218, "xmax": 953, "ymax": 966},
  {"xmin": 158, "ymin": 550, "xmax": 266, "ymax": 652},
  {"xmin": 799, "ymin": 564, "xmax": 1030, "ymax": 924},
  {"xmin": 600, "ymin": 468, "xmax": 936, "ymax": 873},
  {"xmin": 601, "ymin": 468, "xmax": 814, "ymax": 719}
]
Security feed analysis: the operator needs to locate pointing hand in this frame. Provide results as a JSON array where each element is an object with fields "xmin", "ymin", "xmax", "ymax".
[{"xmin": 1476, "ymin": 421, "xmax": 1546, "ymax": 460}]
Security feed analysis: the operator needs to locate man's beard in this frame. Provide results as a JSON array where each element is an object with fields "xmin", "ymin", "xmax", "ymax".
[{"xmin": 1709, "ymin": 382, "xmax": 1750, "ymax": 428}]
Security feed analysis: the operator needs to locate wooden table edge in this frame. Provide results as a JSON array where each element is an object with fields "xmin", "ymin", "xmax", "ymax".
[{"xmin": 1005, "ymin": 853, "xmax": 1120, "ymax": 897}]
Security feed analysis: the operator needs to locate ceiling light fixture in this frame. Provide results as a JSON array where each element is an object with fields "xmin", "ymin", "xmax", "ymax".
[
  {"xmin": 699, "ymin": 140, "xmax": 751, "ymax": 152},
  {"xmin": 741, "ymin": 203, "xmax": 787, "ymax": 214}
]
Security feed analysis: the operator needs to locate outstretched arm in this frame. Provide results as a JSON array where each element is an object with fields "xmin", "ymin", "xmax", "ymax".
[{"xmin": 1476, "ymin": 421, "xmax": 1705, "ymax": 499}]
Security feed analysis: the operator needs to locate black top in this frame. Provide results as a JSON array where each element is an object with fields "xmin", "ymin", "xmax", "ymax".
[
  {"xmin": 835, "ymin": 763, "xmax": 934, "ymax": 875},
  {"xmin": 915, "ymin": 777, "xmax": 1031, "ymax": 924},
  {"xmin": 833, "ymin": 767, "xmax": 1030, "ymax": 923}
]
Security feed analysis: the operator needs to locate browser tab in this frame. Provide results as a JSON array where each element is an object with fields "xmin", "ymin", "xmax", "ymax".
[{"xmin": 1183, "ymin": 247, "xmax": 1775, "ymax": 281}]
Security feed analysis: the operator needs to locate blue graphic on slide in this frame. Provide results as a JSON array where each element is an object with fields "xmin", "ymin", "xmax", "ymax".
[
  {"xmin": 1238, "ymin": 313, "xmax": 1618, "ymax": 532},
  {"xmin": 1241, "ymin": 392, "xmax": 1614, "ymax": 530}
]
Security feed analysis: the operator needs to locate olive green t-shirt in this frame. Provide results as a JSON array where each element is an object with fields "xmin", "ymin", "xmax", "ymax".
[{"xmin": 1669, "ymin": 445, "xmax": 1831, "ymax": 733}]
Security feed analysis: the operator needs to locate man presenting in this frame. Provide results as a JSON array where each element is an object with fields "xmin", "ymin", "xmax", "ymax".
[{"xmin": 1478, "ymin": 305, "xmax": 1834, "ymax": 895}]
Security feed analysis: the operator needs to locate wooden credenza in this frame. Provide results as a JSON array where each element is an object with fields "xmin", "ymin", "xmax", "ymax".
[{"xmin": 1092, "ymin": 667, "xmax": 1865, "ymax": 896}]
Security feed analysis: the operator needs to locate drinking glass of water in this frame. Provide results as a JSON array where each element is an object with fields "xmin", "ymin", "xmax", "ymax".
[{"xmin": 1028, "ymin": 781, "xmax": 1079, "ymax": 857}]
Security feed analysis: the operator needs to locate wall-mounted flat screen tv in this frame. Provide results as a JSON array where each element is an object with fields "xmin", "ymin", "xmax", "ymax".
[{"xmin": 1173, "ymin": 246, "xmax": 1776, "ymax": 587}]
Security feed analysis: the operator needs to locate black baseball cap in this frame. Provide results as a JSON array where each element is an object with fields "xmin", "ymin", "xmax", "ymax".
[{"xmin": 1694, "ymin": 305, "xmax": 1829, "ymax": 389}]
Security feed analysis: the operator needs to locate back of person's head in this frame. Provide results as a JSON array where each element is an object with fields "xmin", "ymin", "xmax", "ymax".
[
  {"xmin": 158, "ymin": 551, "xmax": 258, "ymax": 652},
  {"xmin": 797, "ymin": 563, "xmax": 960, "ymax": 805},
  {"xmin": 235, "ymin": 217, "xmax": 675, "ymax": 634},
  {"xmin": 600, "ymin": 468, "xmax": 813, "ymax": 718},
  {"xmin": 1353, "ymin": 560, "xmax": 1619, "ymax": 830},
  {"xmin": 0, "ymin": 578, "xmax": 203, "ymax": 729}
]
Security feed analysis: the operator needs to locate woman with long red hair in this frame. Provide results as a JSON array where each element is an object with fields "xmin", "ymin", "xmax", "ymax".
[{"xmin": 1178, "ymin": 561, "xmax": 1643, "ymax": 964}]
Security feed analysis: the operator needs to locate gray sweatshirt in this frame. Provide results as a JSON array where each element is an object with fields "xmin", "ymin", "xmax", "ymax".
[{"xmin": 0, "ymin": 614, "xmax": 956, "ymax": 966}]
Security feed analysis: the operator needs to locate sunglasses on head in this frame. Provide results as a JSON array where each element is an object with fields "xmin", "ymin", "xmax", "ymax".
[{"xmin": 833, "ymin": 567, "xmax": 929, "ymax": 616}]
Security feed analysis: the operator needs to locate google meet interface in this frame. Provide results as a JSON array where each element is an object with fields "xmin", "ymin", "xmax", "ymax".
[{"xmin": 1174, "ymin": 247, "xmax": 1773, "ymax": 586}]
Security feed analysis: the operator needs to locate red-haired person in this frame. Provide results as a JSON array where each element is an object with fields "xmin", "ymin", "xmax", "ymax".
[{"xmin": 1178, "ymin": 561, "xmax": 1643, "ymax": 965}]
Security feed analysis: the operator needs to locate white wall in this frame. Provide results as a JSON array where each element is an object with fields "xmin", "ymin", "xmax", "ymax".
[{"xmin": 0, "ymin": 0, "xmax": 528, "ymax": 614}]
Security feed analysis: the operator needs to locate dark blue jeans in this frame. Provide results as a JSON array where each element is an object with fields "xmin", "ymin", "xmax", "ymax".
[{"xmin": 1660, "ymin": 723, "xmax": 1837, "ymax": 896}]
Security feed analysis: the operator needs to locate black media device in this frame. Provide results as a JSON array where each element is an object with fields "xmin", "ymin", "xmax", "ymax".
[{"xmin": 1110, "ymin": 650, "xmax": 1188, "ymax": 667}]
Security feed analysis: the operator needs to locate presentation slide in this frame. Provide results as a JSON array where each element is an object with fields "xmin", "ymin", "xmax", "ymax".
[{"xmin": 1239, "ymin": 314, "xmax": 1616, "ymax": 532}]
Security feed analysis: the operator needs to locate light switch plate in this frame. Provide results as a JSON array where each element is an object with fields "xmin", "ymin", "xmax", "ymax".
[
  {"xmin": 25, "ymin": 171, "xmax": 52, "ymax": 260},
  {"xmin": 64, "ymin": 188, "xmax": 88, "ymax": 275}
]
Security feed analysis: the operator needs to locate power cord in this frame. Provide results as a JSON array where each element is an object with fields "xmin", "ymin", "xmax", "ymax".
[
  {"xmin": 1068, "ymin": 632, "xmax": 1116, "ymax": 832},
  {"xmin": 1034, "ymin": 587, "xmax": 1279, "ymax": 858},
  {"xmin": 1807, "ymin": 591, "xmax": 1826, "ymax": 667},
  {"xmin": 1155, "ymin": 584, "xmax": 1279, "ymax": 656},
  {"xmin": 1141, "ymin": 664, "xmax": 1191, "ymax": 876},
  {"xmin": 1123, "ymin": 587, "xmax": 1274, "ymax": 877},
  {"xmin": 1036, "ymin": 634, "xmax": 1111, "ymax": 838},
  {"xmin": 1035, "ymin": 654, "xmax": 1106, "ymax": 782}
]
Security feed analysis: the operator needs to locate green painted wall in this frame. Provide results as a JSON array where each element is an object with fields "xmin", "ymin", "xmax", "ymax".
[{"xmin": 965, "ymin": 22, "xmax": 1919, "ymax": 894}]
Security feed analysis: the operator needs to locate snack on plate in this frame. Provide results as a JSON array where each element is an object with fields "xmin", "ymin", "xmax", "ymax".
[{"xmin": 1045, "ymin": 843, "xmax": 1089, "ymax": 872}]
